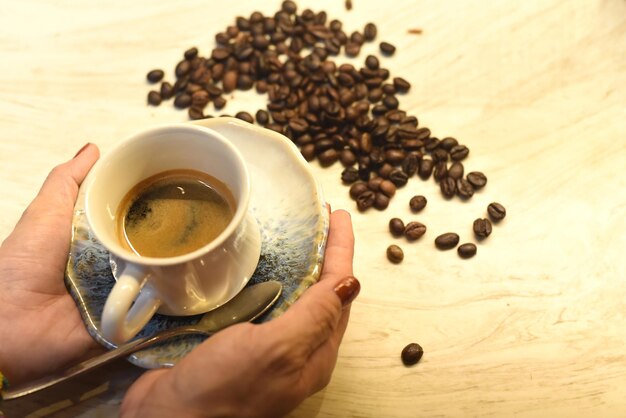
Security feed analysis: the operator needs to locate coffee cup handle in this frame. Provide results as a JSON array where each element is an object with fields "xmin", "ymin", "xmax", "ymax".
[{"xmin": 101, "ymin": 264, "xmax": 162, "ymax": 344}]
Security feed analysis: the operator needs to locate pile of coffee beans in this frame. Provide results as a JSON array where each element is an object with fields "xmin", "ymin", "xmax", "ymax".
[{"xmin": 144, "ymin": 1, "xmax": 506, "ymax": 263}]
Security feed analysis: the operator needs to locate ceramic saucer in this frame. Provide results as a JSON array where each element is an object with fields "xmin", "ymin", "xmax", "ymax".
[{"xmin": 65, "ymin": 117, "xmax": 329, "ymax": 368}]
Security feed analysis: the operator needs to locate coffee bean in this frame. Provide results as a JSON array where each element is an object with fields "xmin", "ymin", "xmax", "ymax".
[
  {"xmin": 431, "ymin": 148, "xmax": 448, "ymax": 163},
  {"xmin": 456, "ymin": 178, "xmax": 474, "ymax": 199},
  {"xmin": 389, "ymin": 169, "xmax": 409, "ymax": 187},
  {"xmin": 473, "ymin": 218, "xmax": 492, "ymax": 238},
  {"xmin": 340, "ymin": 149, "xmax": 357, "ymax": 166},
  {"xmin": 440, "ymin": 177, "xmax": 456, "ymax": 198},
  {"xmin": 345, "ymin": 42, "xmax": 361, "ymax": 57},
  {"xmin": 435, "ymin": 233, "xmax": 459, "ymax": 250},
  {"xmin": 222, "ymin": 71, "xmax": 238, "ymax": 93},
  {"xmin": 383, "ymin": 95, "xmax": 399, "ymax": 110},
  {"xmin": 191, "ymin": 90, "xmax": 210, "ymax": 107},
  {"xmin": 439, "ymin": 137, "xmax": 458, "ymax": 151},
  {"xmin": 379, "ymin": 179, "xmax": 396, "ymax": 197},
  {"xmin": 402, "ymin": 153, "xmax": 419, "ymax": 176},
  {"xmin": 379, "ymin": 41, "xmax": 396, "ymax": 55},
  {"xmin": 174, "ymin": 93, "xmax": 192, "ymax": 109},
  {"xmin": 433, "ymin": 161, "xmax": 448, "ymax": 181},
  {"xmin": 147, "ymin": 91, "xmax": 162, "ymax": 105},
  {"xmin": 160, "ymin": 81, "xmax": 173, "ymax": 99},
  {"xmin": 458, "ymin": 243, "xmax": 477, "ymax": 258},
  {"xmin": 467, "ymin": 171, "xmax": 487, "ymax": 189},
  {"xmin": 175, "ymin": 60, "xmax": 191, "ymax": 77},
  {"xmin": 448, "ymin": 162, "xmax": 464, "ymax": 180},
  {"xmin": 401, "ymin": 342, "xmax": 423, "ymax": 366},
  {"xmin": 409, "ymin": 195, "xmax": 427, "ymax": 212},
  {"xmin": 237, "ymin": 74, "xmax": 254, "ymax": 90},
  {"xmin": 405, "ymin": 222, "xmax": 426, "ymax": 240},
  {"xmin": 256, "ymin": 109, "xmax": 269, "ymax": 125},
  {"xmin": 213, "ymin": 96, "xmax": 226, "ymax": 110},
  {"xmin": 365, "ymin": 55, "xmax": 379, "ymax": 70},
  {"xmin": 393, "ymin": 77, "xmax": 410, "ymax": 93},
  {"xmin": 450, "ymin": 144, "xmax": 469, "ymax": 161},
  {"xmin": 385, "ymin": 149, "xmax": 405, "ymax": 165},
  {"xmin": 281, "ymin": 0, "xmax": 297, "ymax": 14},
  {"xmin": 364, "ymin": 23, "xmax": 377, "ymax": 41},
  {"xmin": 368, "ymin": 176, "xmax": 383, "ymax": 191},
  {"xmin": 418, "ymin": 158, "xmax": 434, "ymax": 180},
  {"xmin": 147, "ymin": 69, "xmax": 164, "ymax": 83},
  {"xmin": 356, "ymin": 190, "xmax": 375, "ymax": 211},
  {"xmin": 235, "ymin": 111, "xmax": 254, "ymax": 124},
  {"xmin": 374, "ymin": 192, "xmax": 390, "ymax": 210},
  {"xmin": 389, "ymin": 218, "xmax": 405, "ymax": 237},
  {"xmin": 487, "ymin": 202, "xmax": 506, "ymax": 221},
  {"xmin": 188, "ymin": 106, "xmax": 204, "ymax": 120},
  {"xmin": 341, "ymin": 167, "xmax": 359, "ymax": 184},
  {"xmin": 184, "ymin": 47, "xmax": 198, "ymax": 60},
  {"xmin": 387, "ymin": 244, "xmax": 404, "ymax": 263},
  {"xmin": 348, "ymin": 182, "xmax": 367, "ymax": 200},
  {"xmin": 288, "ymin": 118, "xmax": 309, "ymax": 133},
  {"xmin": 318, "ymin": 148, "xmax": 339, "ymax": 166},
  {"xmin": 301, "ymin": 144, "xmax": 315, "ymax": 161}
]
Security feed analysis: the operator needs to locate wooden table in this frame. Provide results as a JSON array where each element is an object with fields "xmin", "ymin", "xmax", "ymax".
[{"xmin": 1, "ymin": 0, "xmax": 625, "ymax": 416}]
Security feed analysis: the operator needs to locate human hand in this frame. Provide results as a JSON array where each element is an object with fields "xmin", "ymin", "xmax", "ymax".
[
  {"xmin": 0, "ymin": 144, "xmax": 103, "ymax": 385},
  {"xmin": 121, "ymin": 209, "xmax": 359, "ymax": 418}
]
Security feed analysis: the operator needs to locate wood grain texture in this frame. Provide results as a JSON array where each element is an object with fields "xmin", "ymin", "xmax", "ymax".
[{"xmin": 1, "ymin": 0, "xmax": 625, "ymax": 416}]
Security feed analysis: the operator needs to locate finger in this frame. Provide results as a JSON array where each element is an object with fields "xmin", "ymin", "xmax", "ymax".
[{"xmin": 318, "ymin": 209, "xmax": 355, "ymax": 281}]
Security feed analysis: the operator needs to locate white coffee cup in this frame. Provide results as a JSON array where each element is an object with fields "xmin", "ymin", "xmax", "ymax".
[{"xmin": 83, "ymin": 124, "xmax": 261, "ymax": 344}]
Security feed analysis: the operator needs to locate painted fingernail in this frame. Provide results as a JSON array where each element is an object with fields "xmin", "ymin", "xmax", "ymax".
[
  {"xmin": 334, "ymin": 276, "xmax": 360, "ymax": 307},
  {"xmin": 73, "ymin": 143, "xmax": 92, "ymax": 158}
]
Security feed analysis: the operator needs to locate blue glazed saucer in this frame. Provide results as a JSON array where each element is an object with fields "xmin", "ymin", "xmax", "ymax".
[{"xmin": 65, "ymin": 118, "xmax": 329, "ymax": 368}]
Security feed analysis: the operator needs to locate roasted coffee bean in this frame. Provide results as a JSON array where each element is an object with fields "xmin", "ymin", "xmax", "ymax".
[
  {"xmin": 288, "ymin": 118, "xmax": 309, "ymax": 133},
  {"xmin": 222, "ymin": 70, "xmax": 238, "ymax": 93},
  {"xmin": 160, "ymin": 81, "xmax": 173, "ymax": 99},
  {"xmin": 365, "ymin": 55, "xmax": 379, "ymax": 70},
  {"xmin": 235, "ymin": 111, "xmax": 254, "ymax": 123},
  {"xmin": 356, "ymin": 190, "xmax": 375, "ymax": 211},
  {"xmin": 174, "ymin": 93, "xmax": 192, "ymax": 109},
  {"xmin": 237, "ymin": 74, "xmax": 254, "ymax": 90},
  {"xmin": 184, "ymin": 47, "xmax": 198, "ymax": 60},
  {"xmin": 350, "ymin": 31, "xmax": 365, "ymax": 45},
  {"xmin": 387, "ymin": 244, "xmax": 404, "ymax": 263},
  {"xmin": 440, "ymin": 177, "xmax": 456, "ymax": 198},
  {"xmin": 364, "ymin": 23, "xmax": 377, "ymax": 41},
  {"xmin": 379, "ymin": 41, "xmax": 396, "ymax": 55},
  {"xmin": 367, "ymin": 176, "xmax": 383, "ymax": 191},
  {"xmin": 147, "ymin": 69, "xmax": 164, "ymax": 83},
  {"xmin": 301, "ymin": 144, "xmax": 315, "ymax": 161},
  {"xmin": 383, "ymin": 95, "xmax": 399, "ymax": 110},
  {"xmin": 147, "ymin": 91, "xmax": 162, "ymax": 105},
  {"xmin": 389, "ymin": 169, "xmax": 409, "ymax": 187},
  {"xmin": 439, "ymin": 137, "xmax": 458, "ymax": 151},
  {"xmin": 341, "ymin": 167, "xmax": 360, "ymax": 184},
  {"xmin": 374, "ymin": 192, "xmax": 390, "ymax": 210},
  {"xmin": 393, "ymin": 77, "xmax": 410, "ymax": 93},
  {"xmin": 385, "ymin": 149, "xmax": 405, "ymax": 165},
  {"xmin": 409, "ymin": 195, "xmax": 427, "ymax": 212},
  {"xmin": 389, "ymin": 218, "xmax": 405, "ymax": 237},
  {"xmin": 405, "ymin": 222, "xmax": 426, "ymax": 240},
  {"xmin": 456, "ymin": 178, "xmax": 475, "ymax": 199},
  {"xmin": 379, "ymin": 179, "xmax": 396, "ymax": 197},
  {"xmin": 318, "ymin": 148, "xmax": 339, "ymax": 166},
  {"xmin": 401, "ymin": 342, "xmax": 423, "ymax": 366},
  {"xmin": 402, "ymin": 153, "xmax": 419, "ymax": 176},
  {"xmin": 256, "ymin": 109, "xmax": 269, "ymax": 125},
  {"xmin": 433, "ymin": 161, "xmax": 448, "ymax": 181},
  {"xmin": 213, "ymin": 96, "xmax": 226, "ymax": 110},
  {"xmin": 345, "ymin": 42, "xmax": 361, "ymax": 57},
  {"xmin": 435, "ymin": 233, "xmax": 459, "ymax": 250},
  {"xmin": 450, "ymin": 144, "xmax": 469, "ymax": 161},
  {"xmin": 340, "ymin": 149, "xmax": 357, "ymax": 166},
  {"xmin": 281, "ymin": 0, "xmax": 297, "ymax": 14},
  {"xmin": 349, "ymin": 182, "xmax": 368, "ymax": 200},
  {"xmin": 487, "ymin": 202, "xmax": 506, "ymax": 221},
  {"xmin": 458, "ymin": 243, "xmax": 477, "ymax": 258},
  {"xmin": 188, "ymin": 106, "xmax": 204, "ymax": 120},
  {"xmin": 467, "ymin": 171, "xmax": 487, "ymax": 189},
  {"xmin": 448, "ymin": 162, "xmax": 464, "ymax": 180},
  {"xmin": 418, "ymin": 158, "xmax": 434, "ymax": 180},
  {"xmin": 473, "ymin": 218, "xmax": 492, "ymax": 238},
  {"xmin": 175, "ymin": 60, "xmax": 191, "ymax": 77},
  {"xmin": 432, "ymin": 148, "xmax": 448, "ymax": 163},
  {"xmin": 191, "ymin": 90, "xmax": 210, "ymax": 107}
]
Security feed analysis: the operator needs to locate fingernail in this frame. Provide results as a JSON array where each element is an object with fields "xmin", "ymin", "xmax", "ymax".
[
  {"xmin": 334, "ymin": 276, "xmax": 360, "ymax": 307},
  {"xmin": 73, "ymin": 143, "xmax": 91, "ymax": 158}
]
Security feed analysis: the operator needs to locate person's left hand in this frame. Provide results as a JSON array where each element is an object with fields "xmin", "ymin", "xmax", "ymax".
[{"xmin": 0, "ymin": 144, "xmax": 103, "ymax": 385}]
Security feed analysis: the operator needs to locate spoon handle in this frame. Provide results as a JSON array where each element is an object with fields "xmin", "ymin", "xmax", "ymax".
[{"xmin": 1, "ymin": 326, "xmax": 208, "ymax": 400}]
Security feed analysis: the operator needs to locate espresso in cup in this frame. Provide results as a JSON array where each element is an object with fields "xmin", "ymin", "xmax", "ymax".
[{"xmin": 116, "ymin": 168, "xmax": 235, "ymax": 258}]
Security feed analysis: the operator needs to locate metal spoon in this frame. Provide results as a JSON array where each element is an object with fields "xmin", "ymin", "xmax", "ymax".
[{"xmin": 2, "ymin": 281, "xmax": 282, "ymax": 400}]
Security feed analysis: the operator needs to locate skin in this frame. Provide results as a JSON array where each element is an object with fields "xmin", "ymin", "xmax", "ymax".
[{"xmin": 0, "ymin": 144, "xmax": 358, "ymax": 417}]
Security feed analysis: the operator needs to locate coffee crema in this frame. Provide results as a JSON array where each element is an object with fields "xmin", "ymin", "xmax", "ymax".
[{"xmin": 116, "ymin": 169, "xmax": 235, "ymax": 258}]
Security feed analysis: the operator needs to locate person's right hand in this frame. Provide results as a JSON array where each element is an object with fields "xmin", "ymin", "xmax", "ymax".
[{"xmin": 120, "ymin": 209, "xmax": 359, "ymax": 418}]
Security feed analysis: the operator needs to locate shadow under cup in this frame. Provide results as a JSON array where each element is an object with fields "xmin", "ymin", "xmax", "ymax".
[{"xmin": 83, "ymin": 124, "xmax": 261, "ymax": 325}]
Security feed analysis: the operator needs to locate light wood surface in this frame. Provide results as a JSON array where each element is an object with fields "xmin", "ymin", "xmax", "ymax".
[{"xmin": 1, "ymin": 0, "xmax": 625, "ymax": 416}]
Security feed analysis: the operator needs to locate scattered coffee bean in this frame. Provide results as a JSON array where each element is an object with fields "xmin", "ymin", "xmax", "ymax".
[
  {"xmin": 374, "ymin": 192, "xmax": 390, "ymax": 210},
  {"xmin": 458, "ymin": 243, "xmax": 477, "ymax": 258},
  {"xmin": 487, "ymin": 202, "xmax": 506, "ymax": 221},
  {"xmin": 341, "ymin": 167, "xmax": 360, "ymax": 184},
  {"xmin": 349, "ymin": 182, "xmax": 368, "ymax": 199},
  {"xmin": 473, "ymin": 218, "xmax": 492, "ymax": 238},
  {"xmin": 393, "ymin": 77, "xmax": 410, "ymax": 93},
  {"xmin": 147, "ymin": 91, "xmax": 162, "ymax": 105},
  {"xmin": 419, "ymin": 158, "xmax": 434, "ymax": 180},
  {"xmin": 450, "ymin": 145, "xmax": 469, "ymax": 161},
  {"xmin": 440, "ymin": 177, "xmax": 456, "ymax": 198},
  {"xmin": 389, "ymin": 169, "xmax": 408, "ymax": 187},
  {"xmin": 147, "ymin": 69, "xmax": 164, "ymax": 83},
  {"xmin": 255, "ymin": 109, "xmax": 269, "ymax": 125},
  {"xmin": 356, "ymin": 190, "xmax": 375, "ymax": 211},
  {"xmin": 467, "ymin": 171, "xmax": 487, "ymax": 189},
  {"xmin": 387, "ymin": 244, "xmax": 404, "ymax": 263},
  {"xmin": 174, "ymin": 93, "xmax": 192, "ymax": 109},
  {"xmin": 213, "ymin": 96, "xmax": 226, "ymax": 110},
  {"xmin": 448, "ymin": 162, "xmax": 464, "ymax": 180},
  {"xmin": 404, "ymin": 222, "xmax": 426, "ymax": 241},
  {"xmin": 456, "ymin": 178, "xmax": 475, "ymax": 199},
  {"xmin": 379, "ymin": 179, "xmax": 396, "ymax": 197},
  {"xmin": 409, "ymin": 195, "xmax": 427, "ymax": 212},
  {"xmin": 389, "ymin": 218, "xmax": 405, "ymax": 237},
  {"xmin": 368, "ymin": 176, "xmax": 383, "ymax": 191},
  {"xmin": 379, "ymin": 41, "xmax": 396, "ymax": 55},
  {"xmin": 188, "ymin": 106, "xmax": 204, "ymax": 120},
  {"xmin": 401, "ymin": 342, "xmax": 423, "ymax": 366},
  {"xmin": 364, "ymin": 23, "xmax": 377, "ymax": 41},
  {"xmin": 435, "ymin": 233, "xmax": 459, "ymax": 250}
]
